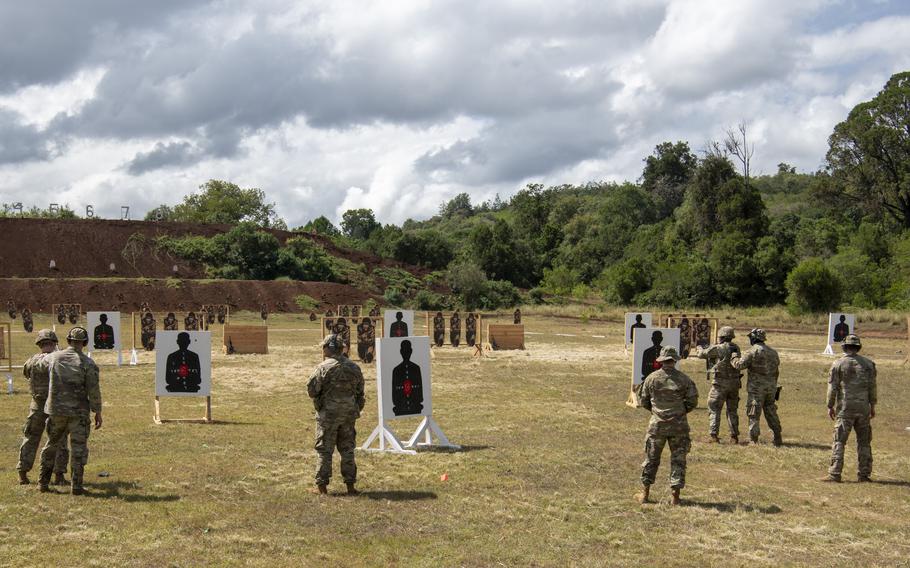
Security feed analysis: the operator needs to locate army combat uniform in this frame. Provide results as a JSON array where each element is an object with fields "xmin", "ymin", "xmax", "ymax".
[
  {"xmin": 17, "ymin": 338, "xmax": 69, "ymax": 480},
  {"xmin": 694, "ymin": 329, "xmax": 741, "ymax": 442},
  {"xmin": 827, "ymin": 338, "xmax": 876, "ymax": 481},
  {"xmin": 39, "ymin": 337, "xmax": 102, "ymax": 493},
  {"xmin": 307, "ymin": 340, "xmax": 365, "ymax": 489},
  {"xmin": 639, "ymin": 352, "xmax": 698, "ymax": 490},
  {"xmin": 732, "ymin": 330, "xmax": 782, "ymax": 445}
]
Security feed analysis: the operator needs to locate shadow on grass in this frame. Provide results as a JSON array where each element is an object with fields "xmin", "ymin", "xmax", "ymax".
[
  {"xmin": 359, "ymin": 490, "xmax": 437, "ymax": 501},
  {"xmin": 207, "ymin": 420, "xmax": 264, "ymax": 426},
  {"xmin": 783, "ymin": 441, "xmax": 830, "ymax": 451},
  {"xmin": 416, "ymin": 444, "xmax": 492, "ymax": 454},
  {"xmin": 683, "ymin": 501, "xmax": 783, "ymax": 514},
  {"xmin": 82, "ymin": 480, "xmax": 181, "ymax": 502},
  {"xmin": 869, "ymin": 479, "xmax": 910, "ymax": 487}
]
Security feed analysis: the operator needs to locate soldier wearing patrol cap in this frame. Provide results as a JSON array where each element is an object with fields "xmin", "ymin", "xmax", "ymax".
[
  {"xmin": 732, "ymin": 328, "xmax": 782, "ymax": 446},
  {"xmin": 306, "ymin": 334, "xmax": 365, "ymax": 495},
  {"xmin": 693, "ymin": 326, "xmax": 742, "ymax": 444},
  {"xmin": 637, "ymin": 346, "xmax": 698, "ymax": 506},
  {"xmin": 823, "ymin": 334, "xmax": 877, "ymax": 483},
  {"xmin": 38, "ymin": 327, "xmax": 102, "ymax": 495},
  {"xmin": 16, "ymin": 330, "xmax": 70, "ymax": 486}
]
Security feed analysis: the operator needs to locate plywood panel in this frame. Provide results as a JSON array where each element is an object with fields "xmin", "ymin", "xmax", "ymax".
[
  {"xmin": 488, "ymin": 324, "xmax": 524, "ymax": 350},
  {"xmin": 223, "ymin": 324, "xmax": 268, "ymax": 354}
]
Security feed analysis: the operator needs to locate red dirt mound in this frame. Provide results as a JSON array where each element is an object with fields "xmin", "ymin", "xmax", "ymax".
[{"xmin": 0, "ymin": 278, "xmax": 373, "ymax": 313}]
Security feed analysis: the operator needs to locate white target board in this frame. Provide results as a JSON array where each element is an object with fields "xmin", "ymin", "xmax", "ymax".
[
  {"xmin": 86, "ymin": 311, "xmax": 121, "ymax": 352},
  {"xmin": 624, "ymin": 312, "xmax": 652, "ymax": 347},
  {"xmin": 632, "ymin": 327, "xmax": 681, "ymax": 387},
  {"xmin": 384, "ymin": 310, "xmax": 415, "ymax": 339},
  {"xmin": 155, "ymin": 331, "xmax": 212, "ymax": 397},
  {"xmin": 377, "ymin": 336, "xmax": 431, "ymax": 420}
]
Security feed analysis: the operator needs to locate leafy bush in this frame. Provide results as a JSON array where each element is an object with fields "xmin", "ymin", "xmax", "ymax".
[
  {"xmin": 528, "ymin": 287, "xmax": 546, "ymax": 304},
  {"xmin": 785, "ymin": 258, "xmax": 843, "ymax": 313},
  {"xmin": 415, "ymin": 290, "xmax": 448, "ymax": 310},
  {"xmin": 540, "ymin": 265, "xmax": 580, "ymax": 296},
  {"xmin": 597, "ymin": 259, "xmax": 649, "ymax": 304},
  {"xmin": 294, "ymin": 294, "xmax": 320, "ymax": 311},
  {"xmin": 477, "ymin": 280, "xmax": 521, "ymax": 309},
  {"xmin": 383, "ymin": 286, "xmax": 407, "ymax": 306}
]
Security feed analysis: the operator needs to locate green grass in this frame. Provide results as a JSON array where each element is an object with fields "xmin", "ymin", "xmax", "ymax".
[{"xmin": 1, "ymin": 312, "xmax": 909, "ymax": 566}]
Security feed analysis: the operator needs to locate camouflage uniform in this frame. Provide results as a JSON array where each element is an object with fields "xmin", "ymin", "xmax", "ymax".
[
  {"xmin": 827, "ymin": 337, "xmax": 876, "ymax": 480},
  {"xmin": 639, "ymin": 350, "xmax": 698, "ymax": 490},
  {"xmin": 39, "ymin": 336, "xmax": 102, "ymax": 492},
  {"xmin": 307, "ymin": 336, "xmax": 366, "ymax": 488},
  {"xmin": 18, "ymin": 342, "xmax": 69, "ymax": 476},
  {"xmin": 732, "ymin": 329, "xmax": 781, "ymax": 444},
  {"xmin": 693, "ymin": 328, "xmax": 741, "ymax": 440}
]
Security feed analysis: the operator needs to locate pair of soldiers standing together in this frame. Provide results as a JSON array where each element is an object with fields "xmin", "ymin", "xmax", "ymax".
[
  {"xmin": 17, "ymin": 327, "xmax": 103, "ymax": 495},
  {"xmin": 638, "ymin": 327, "xmax": 876, "ymax": 504}
]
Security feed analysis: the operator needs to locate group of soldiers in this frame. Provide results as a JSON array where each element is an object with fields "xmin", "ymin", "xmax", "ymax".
[
  {"xmin": 637, "ymin": 326, "xmax": 877, "ymax": 504},
  {"xmin": 13, "ymin": 314, "xmax": 879, "ymax": 501}
]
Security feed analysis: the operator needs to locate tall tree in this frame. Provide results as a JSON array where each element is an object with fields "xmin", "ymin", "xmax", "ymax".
[
  {"xmin": 340, "ymin": 208, "xmax": 380, "ymax": 240},
  {"xmin": 640, "ymin": 141, "xmax": 698, "ymax": 219},
  {"xmin": 823, "ymin": 71, "xmax": 910, "ymax": 228},
  {"xmin": 165, "ymin": 180, "xmax": 285, "ymax": 228}
]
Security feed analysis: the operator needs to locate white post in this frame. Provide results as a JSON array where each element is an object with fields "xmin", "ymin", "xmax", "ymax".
[
  {"xmin": 6, "ymin": 374, "xmax": 12, "ymax": 395},
  {"xmin": 129, "ymin": 348, "xmax": 138, "ymax": 365}
]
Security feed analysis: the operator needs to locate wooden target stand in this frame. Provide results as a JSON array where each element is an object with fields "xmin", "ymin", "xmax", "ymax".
[
  {"xmin": 663, "ymin": 314, "xmax": 718, "ymax": 356},
  {"xmin": 1, "ymin": 323, "xmax": 12, "ymax": 394},
  {"xmin": 321, "ymin": 316, "xmax": 383, "ymax": 362},
  {"xmin": 154, "ymin": 396, "xmax": 212, "ymax": 424},
  {"xmin": 50, "ymin": 304, "xmax": 82, "ymax": 331}
]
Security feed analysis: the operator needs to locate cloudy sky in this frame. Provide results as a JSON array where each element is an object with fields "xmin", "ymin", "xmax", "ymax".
[{"xmin": 0, "ymin": 0, "xmax": 908, "ymax": 227}]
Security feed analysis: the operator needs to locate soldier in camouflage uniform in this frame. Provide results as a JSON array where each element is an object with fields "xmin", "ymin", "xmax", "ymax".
[
  {"xmin": 823, "ymin": 334, "xmax": 876, "ymax": 482},
  {"xmin": 638, "ymin": 346, "xmax": 698, "ymax": 505},
  {"xmin": 693, "ymin": 326, "xmax": 742, "ymax": 444},
  {"xmin": 307, "ymin": 334, "xmax": 365, "ymax": 495},
  {"xmin": 731, "ymin": 328, "xmax": 782, "ymax": 446},
  {"xmin": 16, "ymin": 330, "xmax": 69, "ymax": 486},
  {"xmin": 38, "ymin": 327, "xmax": 103, "ymax": 495}
]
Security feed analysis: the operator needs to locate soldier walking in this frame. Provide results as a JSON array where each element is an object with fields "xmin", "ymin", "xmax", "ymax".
[
  {"xmin": 16, "ymin": 330, "xmax": 70, "ymax": 486},
  {"xmin": 693, "ymin": 326, "xmax": 742, "ymax": 444},
  {"xmin": 637, "ymin": 346, "xmax": 698, "ymax": 505},
  {"xmin": 307, "ymin": 334, "xmax": 365, "ymax": 495},
  {"xmin": 823, "ymin": 334, "xmax": 876, "ymax": 483},
  {"xmin": 732, "ymin": 328, "xmax": 782, "ymax": 446},
  {"xmin": 38, "ymin": 327, "xmax": 103, "ymax": 495}
]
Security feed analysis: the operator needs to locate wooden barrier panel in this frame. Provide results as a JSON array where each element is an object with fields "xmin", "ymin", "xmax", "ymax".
[
  {"xmin": 488, "ymin": 324, "xmax": 524, "ymax": 350},
  {"xmin": 223, "ymin": 325, "xmax": 269, "ymax": 354}
]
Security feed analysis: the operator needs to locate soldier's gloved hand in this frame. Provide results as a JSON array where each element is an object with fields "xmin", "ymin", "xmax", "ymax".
[
  {"xmin": 870, "ymin": 405, "xmax": 875, "ymax": 419},
  {"xmin": 827, "ymin": 408, "xmax": 835, "ymax": 421},
  {"xmin": 94, "ymin": 412, "xmax": 103, "ymax": 430}
]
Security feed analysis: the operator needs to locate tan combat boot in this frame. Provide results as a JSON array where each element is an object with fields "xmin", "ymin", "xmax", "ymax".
[
  {"xmin": 308, "ymin": 484, "xmax": 328, "ymax": 495},
  {"xmin": 37, "ymin": 467, "xmax": 52, "ymax": 493},
  {"xmin": 52, "ymin": 472, "xmax": 69, "ymax": 486},
  {"xmin": 772, "ymin": 432, "xmax": 783, "ymax": 447},
  {"xmin": 820, "ymin": 474, "xmax": 841, "ymax": 483},
  {"xmin": 17, "ymin": 470, "xmax": 29, "ymax": 485},
  {"xmin": 730, "ymin": 435, "xmax": 739, "ymax": 445},
  {"xmin": 71, "ymin": 470, "xmax": 84, "ymax": 496},
  {"xmin": 636, "ymin": 485, "xmax": 650, "ymax": 504},
  {"xmin": 709, "ymin": 434, "xmax": 720, "ymax": 443},
  {"xmin": 857, "ymin": 475, "xmax": 871, "ymax": 483},
  {"xmin": 346, "ymin": 482, "xmax": 359, "ymax": 495},
  {"xmin": 670, "ymin": 488, "xmax": 681, "ymax": 506}
]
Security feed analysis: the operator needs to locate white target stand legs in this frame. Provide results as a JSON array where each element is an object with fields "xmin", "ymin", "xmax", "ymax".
[
  {"xmin": 129, "ymin": 348, "xmax": 138, "ymax": 365},
  {"xmin": 405, "ymin": 416, "xmax": 460, "ymax": 450},
  {"xmin": 360, "ymin": 422, "xmax": 417, "ymax": 455}
]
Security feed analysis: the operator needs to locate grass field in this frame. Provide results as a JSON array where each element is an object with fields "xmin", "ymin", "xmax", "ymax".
[{"xmin": 1, "ymin": 312, "xmax": 909, "ymax": 567}]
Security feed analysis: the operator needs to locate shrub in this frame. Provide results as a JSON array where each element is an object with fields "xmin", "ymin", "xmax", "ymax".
[
  {"xmin": 294, "ymin": 294, "xmax": 319, "ymax": 311},
  {"xmin": 415, "ymin": 290, "xmax": 448, "ymax": 310},
  {"xmin": 540, "ymin": 265, "xmax": 580, "ymax": 296},
  {"xmin": 785, "ymin": 258, "xmax": 843, "ymax": 314},
  {"xmin": 528, "ymin": 287, "xmax": 546, "ymax": 305}
]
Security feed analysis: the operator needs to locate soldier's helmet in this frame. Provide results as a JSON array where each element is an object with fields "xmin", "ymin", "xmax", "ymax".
[
  {"xmin": 719, "ymin": 326, "xmax": 735, "ymax": 340},
  {"xmin": 66, "ymin": 327, "xmax": 89, "ymax": 342},
  {"xmin": 656, "ymin": 346, "xmax": 680, "ymax": 362},
  {"xmin": 842, "ymin": 334, "xmax": 862, "ymax": 348},
  {"xmin": 321, "ymin": 333, "xmax": 341, "ymax": 353},
  {"xmin": 748, "ymin": 328, "xmax": 767, "ymax": 342},
  {"xmin": 35, "ymin": 329, "xmax": 58, "ymax": 345}
]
